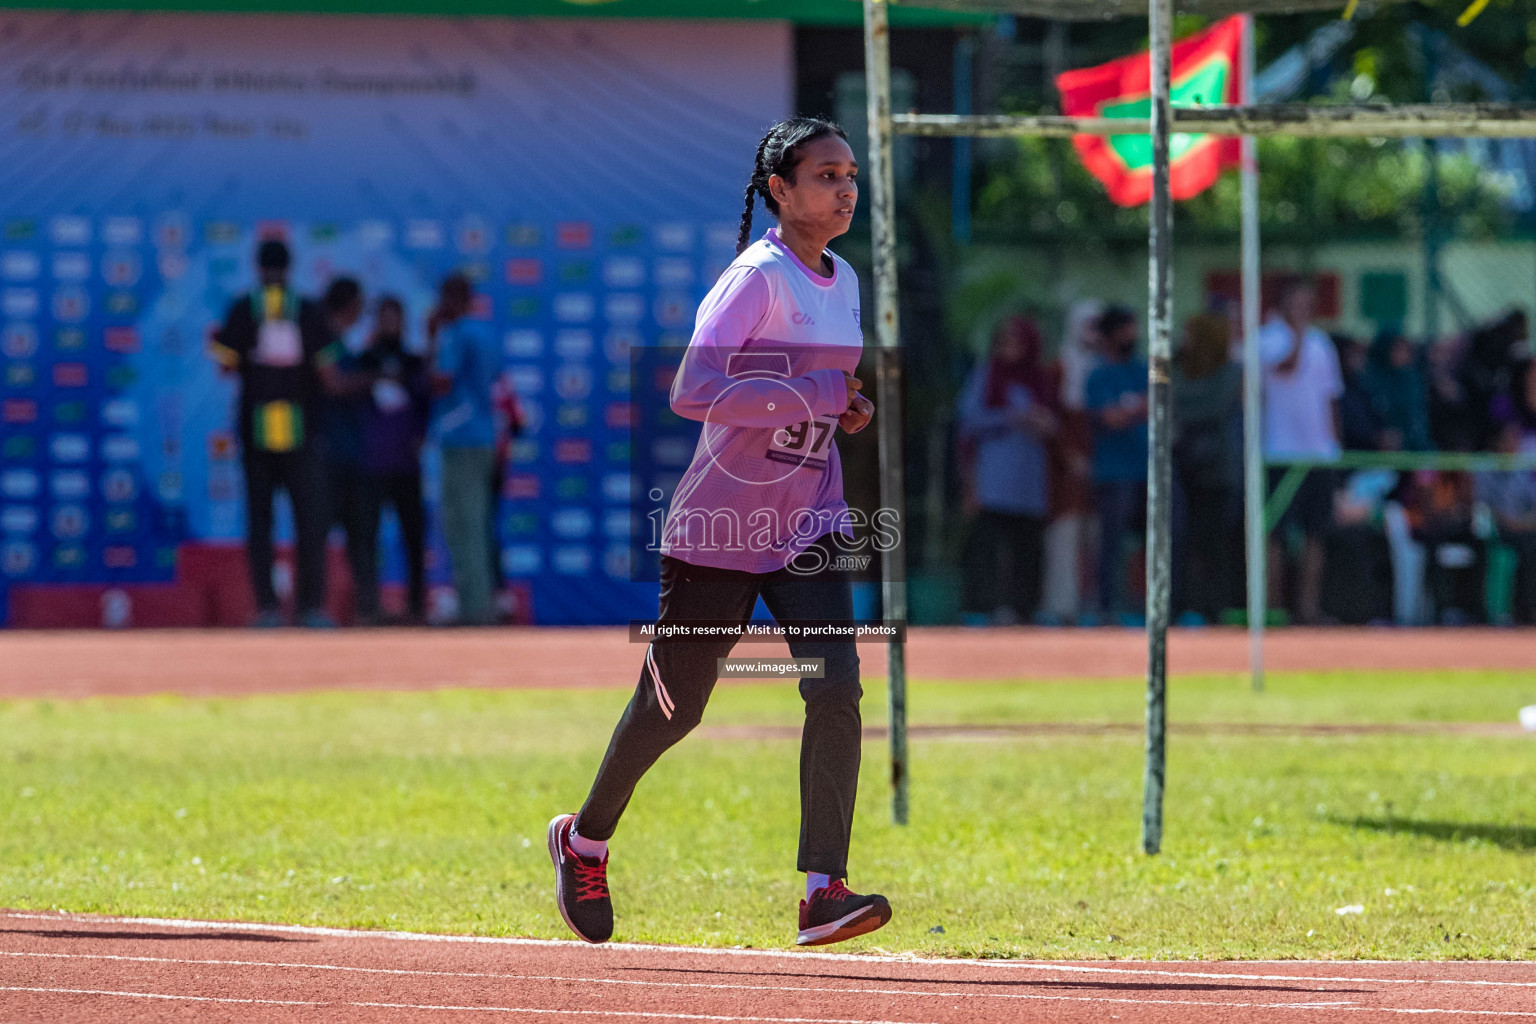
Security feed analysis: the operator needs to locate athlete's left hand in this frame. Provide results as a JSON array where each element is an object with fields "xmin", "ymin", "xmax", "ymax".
[{"xmin": 839, "ymin": 392, "xmax": 874, "ymax": 434}]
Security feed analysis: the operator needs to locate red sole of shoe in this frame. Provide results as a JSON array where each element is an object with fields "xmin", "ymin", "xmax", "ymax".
[{"xmin": 795, "ymin": 902, "xmax": 893, "ymax": 947}]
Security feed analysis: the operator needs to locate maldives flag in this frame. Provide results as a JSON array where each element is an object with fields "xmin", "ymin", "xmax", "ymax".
[{"xmin": 1056, "ymin": 15, "xmax": 1244, "ymax": 207}]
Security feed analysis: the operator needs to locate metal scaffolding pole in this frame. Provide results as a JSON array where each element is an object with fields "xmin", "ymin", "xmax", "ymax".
[
  {"xmin": 862, "ymin": 0, "xmax": 910, "ymax": 826},
  {"xmin": 892, "ymin": 104, "xmax": 1536, "ymax": 138},
  {"xmin": 1141, "ymin": 0, "xmax": 1173, "ymax": 858},
  {"xmin": 1240, "ymin": 13, "xmax": 1265, "ymax": 694}
]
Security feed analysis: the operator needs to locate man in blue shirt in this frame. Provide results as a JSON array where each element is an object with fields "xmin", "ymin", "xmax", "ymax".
[
  {"xmin": 430, "ymin": 274, "xmax": 499, "ymax": 626},
  {"xmin": 1084, "ymin": 305, "xmax": 1149, "ymax": 622}
]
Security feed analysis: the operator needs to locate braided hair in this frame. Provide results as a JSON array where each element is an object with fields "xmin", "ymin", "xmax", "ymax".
[{"xmin": 736, "ymin": 117, "xmax": 849, "ymax": 257}]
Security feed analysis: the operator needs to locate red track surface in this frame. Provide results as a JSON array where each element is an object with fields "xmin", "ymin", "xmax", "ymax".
[
  {"xmin": 4, "ymin": 629, "xmax": 1533, "ymax": 1021},
  {"xmin": 2, "ymin": 627, "xmax": 1533, "ymax": 699},
  {"xmin": 3, "ymin": 911, "xmax": 1534, "ymax": 1023}
]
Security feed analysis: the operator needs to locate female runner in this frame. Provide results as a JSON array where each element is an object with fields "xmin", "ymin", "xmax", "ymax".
[{"xmin": 548, "ymin": 116, "xmax": 888, "ymax": 947}]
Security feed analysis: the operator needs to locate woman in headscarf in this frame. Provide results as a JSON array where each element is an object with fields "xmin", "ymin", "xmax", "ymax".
[
  {"xmin": 958, "ymin": 315, "xmax": 1060, "ymax": 624},
  {"xmin": 1041, "ymin": 299, "xmax": 1102, "ymax": 624}
]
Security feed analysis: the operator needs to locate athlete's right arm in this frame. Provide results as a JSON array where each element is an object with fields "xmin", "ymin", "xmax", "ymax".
[{"xmin": 669, "ymin": 266, "xmax": 848, "ymax": 428}]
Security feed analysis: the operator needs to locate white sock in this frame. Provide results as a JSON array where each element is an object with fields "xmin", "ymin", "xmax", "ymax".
[
  {"xmin": 568, "ymin": 826, "xmax": 607, "ymax": 861},
  {"xmin": 806, "ymin": 872, "xmax": 832, "ymax": 900}
]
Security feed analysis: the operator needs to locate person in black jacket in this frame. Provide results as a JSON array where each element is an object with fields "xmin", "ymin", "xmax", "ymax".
[{"xmin": 210, "ymin": 239, "xmax": 352, "ymax": 628}]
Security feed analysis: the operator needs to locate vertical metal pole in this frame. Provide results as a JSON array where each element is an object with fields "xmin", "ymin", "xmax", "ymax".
[
  {"xmin": 1240, "ymin": 13, "xmax": 1266, "ymax": 694},
  {"xmin": 952, "ymin": 34, "xmax": 974, "ymax": 245},
  {"xmin": 863, "ymin": 0, "xmax": 909, "ymax": 826},
  {"xmin": 1141, "ymin": 0, "xmax": 1173, "ymax": 858}
]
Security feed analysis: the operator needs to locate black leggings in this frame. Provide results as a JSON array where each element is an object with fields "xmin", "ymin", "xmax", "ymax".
[{"xmin": 575, "ymin": 535, "xmax": 863, "ymax": 878}]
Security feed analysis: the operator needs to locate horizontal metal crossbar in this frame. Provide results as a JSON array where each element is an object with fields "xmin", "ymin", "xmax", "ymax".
[
  {"xmin": 893, "ymin": 103, "xmax": 1536, "ymax": 139},
  {"xmin": 890, "ymin": 0, "xmax": 1395, "ymax": 19}
]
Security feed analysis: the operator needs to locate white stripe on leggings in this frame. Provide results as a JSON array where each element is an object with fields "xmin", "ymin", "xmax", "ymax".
[{"xmin": 645, "ymin": 643, "xmax": 675, "ymax": 720}]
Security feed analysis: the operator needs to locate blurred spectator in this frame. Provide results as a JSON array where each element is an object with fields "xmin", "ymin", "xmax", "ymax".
[
  {"xmin": 958, "ymin": 316, "xmax": 1059, "ymax": 624},
  {"xmin": 429, "ymin": 273, "xmax": 499, "ymax": 626},
  {"xmin": 1042, "ymin": 299, "xmax": 1102, "ymax": 624},
  {"xmin": 1170, "ymin": 312, "xmax": 1241, "ymax": 625},
  {"xmin": 1459, "ymin": 310, "xmax": 1529, "ymax": 451},
  {"xmin": 357, "ymin": 296, "xmax": 432, "ymax": 625},
  {"xmin": 316, "ymin": 277, "xmax": 376, "ymax": 623},
  {"xmin": 1477, "ymin": 421, "xmax": 1536, "ymax": 624},
  {"xmin": 1261, "ymin": 276, "xmax": 1341, "ymax": 625},
  {"xmin": 1333, "ymin": 333, "xmax": 1388, "ymax": 452},
  {"xmin": 1404, "ymin": 470, "xmax": 1484, "ymax": 624},
  {"xmin": 209, "ymin": 239, "xmax": 341, "ymax": 629},
  {"xmin": 1320, "ymin": 469, "xmax": 1395, "ymax": 624},
  {"xmin": 1427, "ymin": 331, "xmax": 1473, "ymax": 451},
  {"xmin": 1085, "ymin": 304, "xmax": 1148, "ymax": 622},
  {"xmin": 1360, "ymin": 327, "xmax": 1431, "ymax": 452}
]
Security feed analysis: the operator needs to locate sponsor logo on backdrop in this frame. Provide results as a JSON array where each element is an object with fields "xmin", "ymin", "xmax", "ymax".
[
  {"xmin": 102, "ymin": 435, "xmax": 141, "ymax": 462},
  {"xmin": 655, "ymin": 223, "xmax": 694, "ymax": 251},
  {"xmin": 105, "ymin": 327, "xmax": 141, "ymax": 353},
  {"xmin": 49, "ymin": 434, "xmax": 89, "ymax": 462},
  {"xmin": 101, "ymin": 399, "xmax": 140, "ymax": 427},
  {"xmin": 52, "ymin": 252, "xmax": 90, "ymax": 281},
  {"xmin": 507, "ymin": 475, "xmax": 540, "ymax": 499},
  {"xmin": 553, "ymin": 508, "xmax": 593, "ymax": 538},
  {"xmin": 53, "ymin": 363, "xmax": 87, "ymax": 387},
  {"xmin": 50, "ymin": 216, "xmax": 90, "ymax": 246},
  {"xmin": 556, "ymin": 222, "xmax": 592, "ymax": 249},
  {"xmin": 655, "ymin": 258, "xmax": 694, "ymax": 287},
  {"xmin": 555, "ymin": 330, "xmax": 593, "ymax": 360},
  {"xmin": 52, "ymin": 504, "xmax": 88, "ymax": 539},
  {"xmin": 506, "ymin": 259, "xmax": 542, "ymax": 285},
  {"xmin": 555, "ymin": 365, "xmax": 592, "ymax": 401},
  {"xmin": 505, "ymin": 329, "xmax": 542, "ymax": 358},
  {"xmin": 502, "ymin": 544, "xmax": 541, "ymax": 574},
  {"xmin": 2, "ymin": 323, "xmax": 38, "ymax": 358},
  {"xmin": 2, "ymin": 399, "xmax": 36, "ymax": 423},
  {"xmin": 103, "ymin": 545, "xmax": 138, "ymax": 568},
  {"xmin": 2, "ymin": 252, "xmax": 39, "ymax": 281},
  {"xmin": 52, "ymin": 286, "xmax": 89, "ymax": 322},
  {"xmin": 554, "ymin": 438, "xmax": 592, "ymax": 464},
  {"xmin": 406, "ymin": 220, "xmax": 444, "ymax": 249},
  {"xmin": 554, "ymin": 293, "xmax": 594, "ymax": 323},
  {"xmin": 3, "ymin": 288, "xmax": 39, "ymax": 318},
  {"xmin": 1, "ymin": 469, "xmax": 40, "ymax": 499},
  {"xmin": 602, "ymin": 257, "xmax": 645, "ymax": 289},
  {"xmin": 2, "ymin": 506, "xmax": 39, "ymax": 534},
  {"xmin": 553, "ymin": 546, "xmax": 592, "ymax": 574},
  {"xmin": 102, "ymin": 469, "xmax": 138, "ymax": 502},
  {"xmin": 604, "ymin": 293, "xmax": 644, "ymax": 326},
  {"xmin": 506, "ymin": 223, "xmax": 540, "ymax": 248},
  {"xmin": 2, "ymin": 540, "xmax": 37, "ymax": 576},
  {"xmin": 50, "ymin": 470, "xmax": 88, "ymax": 498},
  {"xmin": 103, "ymin": 216, "xmax": 143, "ymax": 246},
  {"xmin": 54, "ymin": 328, "xmax": 85, "ymax": 351}
]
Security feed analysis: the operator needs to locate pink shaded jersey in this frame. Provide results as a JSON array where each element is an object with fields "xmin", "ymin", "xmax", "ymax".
[{"xmin": 660, "ymin": 227, "xmax": 865, "ymax": 573}]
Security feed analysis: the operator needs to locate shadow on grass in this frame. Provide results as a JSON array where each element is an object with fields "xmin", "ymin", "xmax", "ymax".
[{"xmin": 1334, "ymin": 816, "xmax": 1536, "ymax": 851}]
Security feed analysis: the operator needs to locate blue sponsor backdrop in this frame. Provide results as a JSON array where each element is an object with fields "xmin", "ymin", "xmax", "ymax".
[{"xmin": 0, "ymin": 12, "xmax": 790, "ymax": 624}]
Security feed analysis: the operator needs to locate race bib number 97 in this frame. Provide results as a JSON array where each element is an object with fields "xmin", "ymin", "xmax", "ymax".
[{"xmin": 766, "ymin": 416, "xmax": 833, "ymax": 471}]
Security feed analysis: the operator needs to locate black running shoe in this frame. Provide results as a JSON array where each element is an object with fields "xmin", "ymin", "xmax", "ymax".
[
  {"xmin": 547, "ymin": 813, "xmax": 613, "ymax": 943},
  {"xmin": 796, "ymin": 879, "xmax": 892, "ymax": 946}
]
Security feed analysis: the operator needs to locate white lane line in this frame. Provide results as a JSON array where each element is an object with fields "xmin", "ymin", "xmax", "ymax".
[
  {"xmin": 5, "ymin": 911, "xmax": 1534, "ymax": 990},
  {"xmin": 7, "ymin": 981, "xmax": 1536, "ymax": 1019},
  {"xmin": 358, "ymin": 1005, "xmax": 932, "ymax": 1023},
  {"xmin": 0, "ymin": 985, "xmax": 320, "ymax": 1006},
  {"xmin": 0, "ymin": 951, "xmax": 1349, "ymax": 1002}
]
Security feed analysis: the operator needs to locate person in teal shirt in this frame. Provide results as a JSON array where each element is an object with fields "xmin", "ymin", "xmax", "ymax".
[
  {"xmin": 430, "ymin": 274, "xmax": 499, "ymax": 626},
  {"xmin": 1084, "ymin": 305, "xmax": 1149, "ymax": 621}
]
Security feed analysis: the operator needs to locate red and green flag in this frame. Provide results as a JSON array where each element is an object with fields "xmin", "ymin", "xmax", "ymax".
[{"xmin": 1055, "ymin": 15, "xmax": 1245, "ymax": 207}]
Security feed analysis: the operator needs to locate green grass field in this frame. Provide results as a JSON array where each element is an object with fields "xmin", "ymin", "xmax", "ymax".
[{"xmin": 2, "ymin": 670, "xmax": 1534, "ymax": 960}]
